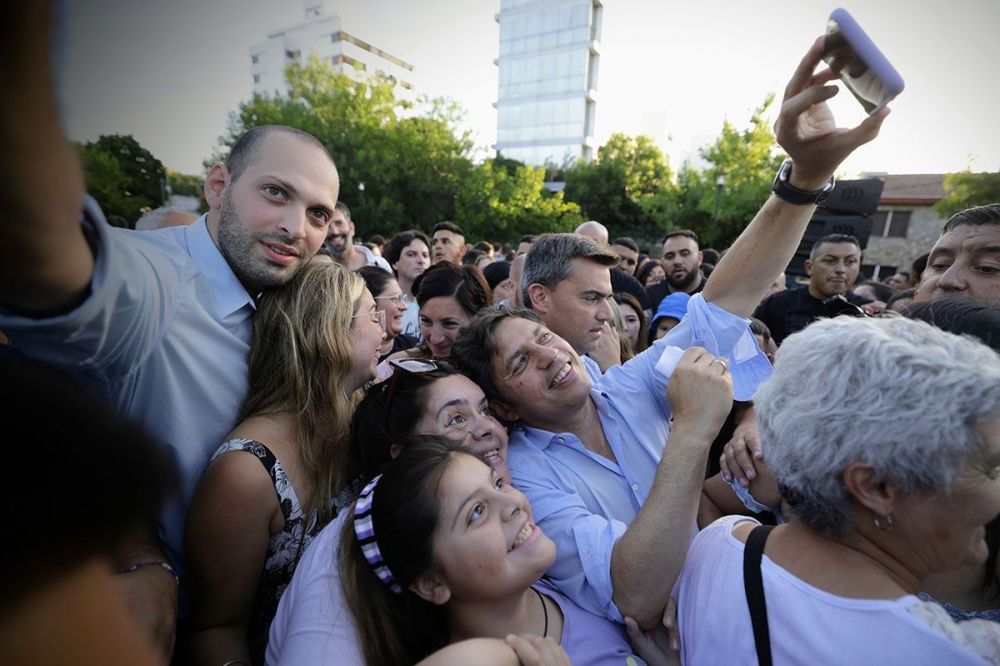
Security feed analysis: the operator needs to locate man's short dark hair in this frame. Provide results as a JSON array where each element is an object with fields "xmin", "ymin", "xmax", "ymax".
[
  {"xmin": 942, "ymin": 203, "xmax": 1000, "ymax": 234},
  {"xmin": 521, "ymin": 233, "xmax": 619, "ymax": 309},
  {"xmin": 433, "ymin": 221, "xmax": 465, "ymax": 236},
  {"xmin": 451, "ymin": 305, "xmax": 542, "ymax": 406},
  {"xmin": 662, "ymin": 229, "xmax": 700, "ymax": 246},
  {"xmin": 383, "ymin": 230, "xmax": 431, "ymax": 267},
  {"xmin": 225, "ymin": 125, "xmax": 333, "ymax": 183},
  {"xmin": 519, "ymin": 234, "xmax": 537, "ymax": 245},
  {"xmin": 612, "ymin": 237, "xmax": 639, "ymax": 253},
  {"xmin": 906, "ymin": 296, "xmax": 1000, "ymax": 353},
  {"xmin": 809, "ymin": 233, "xmax": 861, "ymax": 260},
  {"xmin": 335, "ymin": 201, "xmax": 351, "ymax": 220}
]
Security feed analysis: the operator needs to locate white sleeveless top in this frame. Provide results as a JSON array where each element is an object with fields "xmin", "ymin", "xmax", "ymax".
[{"xmin": 674, "ymin": 516, "xmax": 1000, "ymax": 665}]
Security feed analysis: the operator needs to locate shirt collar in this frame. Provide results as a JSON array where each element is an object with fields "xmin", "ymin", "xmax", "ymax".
[
  {"xmin": 183, "ymin": 215, "xmax": 256, "ymax": 319},
  {"xmin": 514, "ymin": 387, "xmax": 613, "ymax": 450}
]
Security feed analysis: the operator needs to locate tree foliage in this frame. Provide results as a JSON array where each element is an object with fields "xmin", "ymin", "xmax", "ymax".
[
  {"xmin": 78, "ymin": 134, "xmax": 166, "ymax": 227},
  {"xmin": 217, "ymin": 55, "xmax": 475, "ymax": 237},
  {"xmin": 563, "ymin": 133, "xmax": 674, "ymax": 238},
  {"xmin": 934, "ymin": 170, "xmax": 1000, "ymax": 219},
  {"xmin": 456, "ymin": 159, "xmax": 582, "ymax": 240}
]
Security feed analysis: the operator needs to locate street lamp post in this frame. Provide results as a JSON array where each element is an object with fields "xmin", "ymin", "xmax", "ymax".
[{"xmin": 712, "ymin": 173, "xmax": 727, "ymax": 244}]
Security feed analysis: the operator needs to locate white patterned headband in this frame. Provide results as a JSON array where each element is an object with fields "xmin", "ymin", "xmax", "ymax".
[{"xmin": 352, "ymin": 474, "xmax": 403, "ymax": 595}]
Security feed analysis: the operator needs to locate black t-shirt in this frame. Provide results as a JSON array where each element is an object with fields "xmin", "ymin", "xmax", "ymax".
[
  {"xmin": 646, "ymin": 274, "xmax": 708, "ymax": 312},
  {"xmin": 753, "ymin": 285, "xmax": 872, "ymax": 345},
  {"xmin": 610, "ymin": 267, "xmax": 651, "ymax": 309}
]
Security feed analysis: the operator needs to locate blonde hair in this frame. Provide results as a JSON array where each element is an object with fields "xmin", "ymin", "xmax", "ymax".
[{"xmin": 241, "ymin": 262, "xmax": 365, "ymax": 522}]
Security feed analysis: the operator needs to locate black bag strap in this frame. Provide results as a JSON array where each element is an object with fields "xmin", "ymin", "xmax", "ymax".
[{"xmin": 743, "ymin": 524, "xmax": 776, "ymax": 666}]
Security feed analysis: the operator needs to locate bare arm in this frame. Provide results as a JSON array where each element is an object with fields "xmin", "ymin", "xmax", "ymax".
[
  {"xmin": 185, "ymin": 452, "xmax": 279, "ymax": 666},
  {"xmin": 703, "ymin": 37, "xmax": 889, "ymax": 319},
  {"xmin": 610, "ymin": 347, "xmax": 733, "ymax": 629},
  {"xmin": 0, "ymin": 3, "xmax": 93, "ymax": 311},
  {"xmin": 112, "ymin": 525, "xmax": 179, "ymax": 662}
]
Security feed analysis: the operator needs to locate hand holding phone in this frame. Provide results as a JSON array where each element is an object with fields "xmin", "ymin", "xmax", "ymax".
[{"xmin": 823, "ymin": 8, "xmax": 904, "ymax": 114}]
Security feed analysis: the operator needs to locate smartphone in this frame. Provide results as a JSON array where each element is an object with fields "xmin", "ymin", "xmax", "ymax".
[{"xmin": 822, "ymin": 8, "xmax": 904, "ymax": 114}]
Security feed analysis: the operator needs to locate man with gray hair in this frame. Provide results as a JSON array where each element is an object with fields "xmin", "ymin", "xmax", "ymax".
[
  {"xmin": 522, "ymin": 233, "xmax": 620, "ymax": 380},
  {"xmin": 134, "ymin": 206, "xmax": 199, "ymax": 232}
]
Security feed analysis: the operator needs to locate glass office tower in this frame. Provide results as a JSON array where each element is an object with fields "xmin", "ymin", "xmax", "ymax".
[{"xmin": 495, "ymin": 0, "xmax": 603, "ymax": 166}]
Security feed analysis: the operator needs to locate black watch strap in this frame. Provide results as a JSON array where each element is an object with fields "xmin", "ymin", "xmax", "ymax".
[{"xmin": 772, "ymin": 159, "xmax": 834, "ymax": 206}]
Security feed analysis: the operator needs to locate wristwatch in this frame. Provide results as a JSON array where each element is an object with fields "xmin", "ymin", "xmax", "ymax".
[{"xmin": 771, "ymin": 159, "xmax": 835, "ymax": 206}]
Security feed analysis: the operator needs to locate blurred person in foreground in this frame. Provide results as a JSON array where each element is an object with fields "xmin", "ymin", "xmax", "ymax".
[{"xmin": 675, "ymin": 315, "xmax": 1000, "ymax": 664}]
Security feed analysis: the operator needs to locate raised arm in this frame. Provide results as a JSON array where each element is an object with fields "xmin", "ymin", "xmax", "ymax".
[
  {"xmin": 0, "ymin": 4, "xmax": 93, "ymax": 312},
  {"xmin": 703, "ymin": 37, "xmax": 889, "ymax": 318}
]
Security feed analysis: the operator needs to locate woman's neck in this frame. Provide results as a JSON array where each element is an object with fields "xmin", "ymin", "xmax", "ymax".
[
  {"xmin": 447, "ymin": 588, "xmax": 554, "ymax": 644},
  {"xmin": 773, "ymin": 520, "xmax": 924, "ymax": 598}
]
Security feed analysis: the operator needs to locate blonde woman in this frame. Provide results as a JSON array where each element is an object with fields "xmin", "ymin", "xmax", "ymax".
[{"xmin": 185, "ymin": 263, "xmax": 386, "ymax": 666}]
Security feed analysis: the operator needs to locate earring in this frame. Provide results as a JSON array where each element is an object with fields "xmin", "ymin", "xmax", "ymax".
[{"xmin": 873, "ymin": 513, "xmax": 894, "ymax": 531}]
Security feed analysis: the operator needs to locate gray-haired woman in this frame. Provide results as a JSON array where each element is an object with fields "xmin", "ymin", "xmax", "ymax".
[{"xmin": 674, "ymin": 315, "xmax": 1000, "ymax": 664}]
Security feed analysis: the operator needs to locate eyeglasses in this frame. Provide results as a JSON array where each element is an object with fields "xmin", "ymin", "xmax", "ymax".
[
  {"xmin": 353, "ymin": 307, "xmax": 387, "ymax": 330},
  {"xmin": 375, "ymin": 293, "xmax": 408, "ymax": 306}
]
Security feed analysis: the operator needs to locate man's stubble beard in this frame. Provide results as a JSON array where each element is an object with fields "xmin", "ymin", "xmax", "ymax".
[
  {"xmin": 216, "ymin": 191, "xmax": 304, "ymax": 294},
  {"xmin": 667, "ymin": 266, "xmax": 699, "ymax": 292}
]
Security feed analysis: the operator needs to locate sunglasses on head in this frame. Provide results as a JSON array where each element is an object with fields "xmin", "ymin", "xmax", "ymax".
[{"xmin": 383, "ymin": 358, "xmax": 454, "ymax": 419}]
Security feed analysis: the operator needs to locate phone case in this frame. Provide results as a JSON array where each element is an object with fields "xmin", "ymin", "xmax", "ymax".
[{"xmin": 826, "ymin": 8, "xmax": 904, "ymax": 112}]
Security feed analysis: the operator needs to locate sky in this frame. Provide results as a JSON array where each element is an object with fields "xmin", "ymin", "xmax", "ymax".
[{"xmin": 61, "ymin": 0, "xmax": 1000, "ymax": 180}]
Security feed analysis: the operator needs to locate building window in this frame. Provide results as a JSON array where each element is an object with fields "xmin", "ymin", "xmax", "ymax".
[
  {"xmin": 253, "ymin": 74, "xmax": 260, "ymax": 84},
  {"xmin": 251, "ymin": 54, "xmax": 259, "ymax": 64},
  {"xmin": 285, "ymin": 49, "xmax": 300, "ymax": 60},
  {"xmin": 871, "ymin": 210, "xmax": 911, "ymax": 238}
]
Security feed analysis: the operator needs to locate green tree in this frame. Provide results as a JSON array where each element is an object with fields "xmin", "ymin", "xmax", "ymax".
[
  {"xmin": 78, "ymin": 134, "xmax": 167, "ymax": 226},
  {"xmin": 934, "ymin": 170, "xmax": 1000, "ymax": 219},
  {"xmin": 563, "ymin": 132, "xmax": 674, "ymax": 238},
  {"xmin": 214, "ymin": 55, "xmax": 473, "ymax": 236},
  {"xmin": 455, "ymin": 158, "xmax": 582, "ymax": 241},
  {"xmin": 642, "ymin": 95, "xmax": 785, "ymax": 248}
]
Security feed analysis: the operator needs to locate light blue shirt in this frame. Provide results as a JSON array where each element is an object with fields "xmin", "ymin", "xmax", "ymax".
[
  {"xmin": 582, "ymin": 353, "xmax": 603, "ymax": 384},
  {"xmin": 507, "ymin": 295, "xmax": 772, "ymax": 622},
  {"xmin": 0, "ymin": 200, "xmax": 255, "ymax": 575}
]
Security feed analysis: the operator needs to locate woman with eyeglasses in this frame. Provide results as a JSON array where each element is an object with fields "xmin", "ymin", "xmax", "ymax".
[
  {"xmin": 184, "ymin": 263, "xmax": 386, "ymax": 666},
  {"xmin": 268, "ymin": 361, "xmax": 522, "ymax": 664},
  {"xmin": 357, "ymin": 266, "xmax": 418, "ymax": 361},
  {"xmin": 387, "ymin": 262, "xmax": 492, "ymax": 362}
]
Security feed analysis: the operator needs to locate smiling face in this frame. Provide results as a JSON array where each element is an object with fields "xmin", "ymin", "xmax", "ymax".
[
  {"xmin": 325, "ymin": 206, "xmax": 355, "ymax": 258},
  {"xmin": 374, "ymin": 278, "xmax": 407, "ymax": 338},
  {"xmin": 427, "ymin": 453, "xmax": 555, "ymax": 603},
  {"xmin": 394, "ymin": 238, "xmax": 430, "ymax": 286},
  {"xmin": 347, "ymin": 289, "xmax": 387, "ymax": 391},
  {"xmin": 420, "ymin": 296, "xmax": 472, "ymax": 358},
  {"xmin": 209, "ymin": 132, "xmax": 339, "ymax": 294},
  {"xmin": 414, "ymin": 375, "xmax": 510, "ymax": 481},
  {"xmin": 490, "ymin": 316, "xmax": 591, "ymax": 429},
  {"xmin": 894, "ymin": 419, "xmax": 1000, "ymax": 572},
  {"xmin": 529, "ymin": 258, "xmax": 614, "ymax": 356},
  {"xmin": 916, "ymin": 225, "xmax": 1000, "ymax": 302},
  {"xmin": 805, "ymin": 242, "xmax": 861, "ymax": 299}
]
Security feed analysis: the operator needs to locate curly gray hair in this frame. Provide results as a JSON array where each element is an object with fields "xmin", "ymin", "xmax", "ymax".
[{"xmin": 756, "ymin": 315, "xmax": 1000, "ymax": 537}]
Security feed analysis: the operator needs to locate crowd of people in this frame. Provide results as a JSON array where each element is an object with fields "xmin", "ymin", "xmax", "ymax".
[{"xmin": 3, "ymin": 6, "xmax": 1000, "ymax": 666}]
